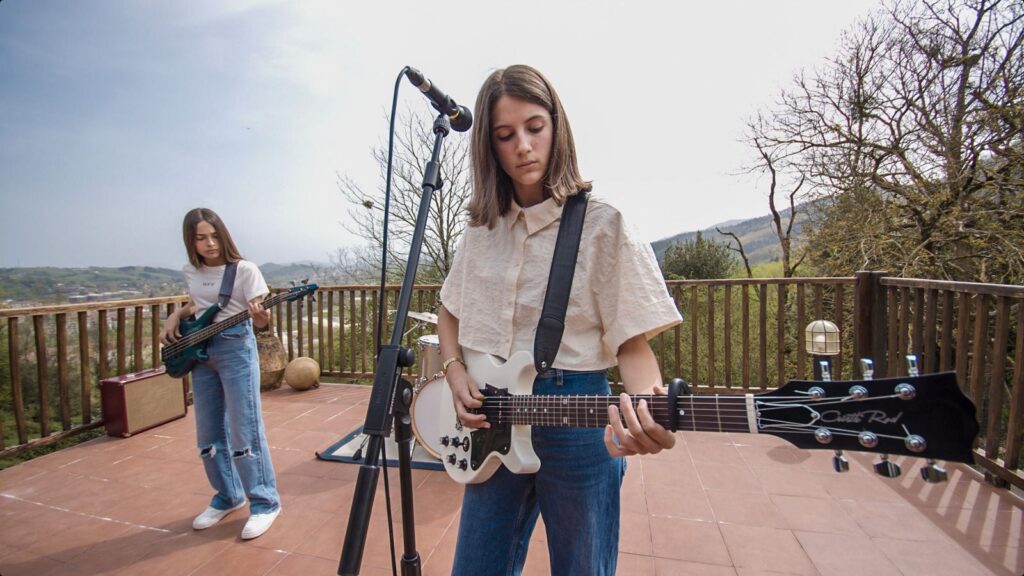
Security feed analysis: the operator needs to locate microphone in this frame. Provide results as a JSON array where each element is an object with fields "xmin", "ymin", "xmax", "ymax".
[{"xmin": 404, "ymin": 67, "xmax": 473, "ymax": 132}]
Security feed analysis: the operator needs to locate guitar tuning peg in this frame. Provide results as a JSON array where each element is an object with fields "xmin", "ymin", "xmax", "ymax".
[
  {"xmin": 833, "ymin": 450, "xmax": 849, "ymax": 473},
  {"xmin": 819, "ymin": 361, "xmax": 833, "ymax": 382},
  {"xmin": 873, "ymin": 454, "xmax": 902, "ymax": 478},
  {"xmin": 905, "ymin": 355, "xmax": 919, "ymax": 377},
  {"xmin": 859, "ymin": 358, "xmax": 874, "ymax": 380},
  {"xmin": 920, "ymin": 459, "xmax": 948, "ymax": 483}
]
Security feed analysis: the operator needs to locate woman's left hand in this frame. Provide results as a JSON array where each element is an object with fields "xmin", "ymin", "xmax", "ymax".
[
  {"xmin": 604, "ymin": 384, "xmax": 677, "ymax": 457},
  {"xmin": 249, "ymin": 300, "xmax": 271, "ymax": 329}
]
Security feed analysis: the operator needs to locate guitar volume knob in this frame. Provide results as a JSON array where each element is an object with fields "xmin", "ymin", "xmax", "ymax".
[
  {"xmin": 447, "ymin": 454, "xmax": 457, "ymax": 464},
  {"xmin": 458, "ymin": 459, "xmax": 468, "ymax": 470}
]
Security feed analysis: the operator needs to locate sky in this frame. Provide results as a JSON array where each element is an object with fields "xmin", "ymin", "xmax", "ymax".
[{"xmin": 0, "ymin": 0, "xmax": 882, "ymax": 269}]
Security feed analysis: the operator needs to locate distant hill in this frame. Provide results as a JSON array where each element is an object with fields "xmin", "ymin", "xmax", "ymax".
[
  {"xmin": 1, "ymin": 205, "xmax": 819, "ymax": 306},
  {"xmin": 0, "ymin": 262, "xmax": 332, "ymax": 307},
  {"xmin": 651, "ymin": 204, "xmax": 813, "ymax": 266},
  {"xmin": 0, "ymin": 266, "xmax": 185, "ymax": 306},
  {"xmin": 259, "ymin": 262, "xmax": 328, "ymax": 288}
]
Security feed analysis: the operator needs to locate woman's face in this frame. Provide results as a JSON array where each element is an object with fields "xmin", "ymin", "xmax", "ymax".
[
  {"xmin": 194, "ymin": 220, "xmax": 225, "ymax": 266},
  {"xmin": 490, "ymin": 95, "xmax": 553, "ymax": 206}
]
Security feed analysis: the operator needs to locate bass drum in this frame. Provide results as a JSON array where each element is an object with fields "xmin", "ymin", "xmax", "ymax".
[{"xmin": 411, "ymin": 376, "xmax": 446, "ymax": 460}]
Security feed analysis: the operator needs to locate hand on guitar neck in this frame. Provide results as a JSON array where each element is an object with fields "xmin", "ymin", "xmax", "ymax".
[
  {"xmin": 604, "ymin": 334, "xmax": 677, "ymax": 457},
  {"xmin": 247, "ymin": 298, "xmax": 271, "ymax": 330}
]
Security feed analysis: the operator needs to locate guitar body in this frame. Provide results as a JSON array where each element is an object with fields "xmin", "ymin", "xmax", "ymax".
[
  {"xmin": 163, "ymin": 305, "xmax": 221, "ymax": 378},
  {"xmin": 439, "ymin": 350, "xmax": 540, "ymax": 484}
]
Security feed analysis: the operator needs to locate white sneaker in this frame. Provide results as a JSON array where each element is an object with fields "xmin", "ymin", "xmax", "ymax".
[
  {"xmin": 241, "ymin": 507, "xmax": 281, "ymax": 540},
  {"xmin": 192, "ymin": 501, "xmax": 246, "ymax": 530}
]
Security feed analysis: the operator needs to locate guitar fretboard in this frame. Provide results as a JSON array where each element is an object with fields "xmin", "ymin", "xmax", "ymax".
[
  {"xmin": 160, "ymin": 291, "xmax": 293, "ymax": 360},
  {"xmin": 479, "ymin": 394, "xmax": 753, "ymax": 434}
]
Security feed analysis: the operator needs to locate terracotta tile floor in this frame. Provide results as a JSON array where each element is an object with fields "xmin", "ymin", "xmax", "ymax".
[{"xmin": 1, "ymin": 383, "xmax": 1021, "ymax": 575}]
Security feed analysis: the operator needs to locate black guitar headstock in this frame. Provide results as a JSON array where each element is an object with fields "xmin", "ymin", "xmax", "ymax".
[{"xmin": 756, "ymin": 372, "xmax": 978, "ymax": 464}]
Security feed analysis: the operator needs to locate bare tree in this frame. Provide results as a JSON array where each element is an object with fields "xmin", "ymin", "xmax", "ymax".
[
  {"xmin": 715, "ymin": 227, "xmax": 753, "ymax": 278},
  {"xmin": 336, "ymin": 106, "xmax": 472, "ymax": 284},
  {"xmin": 730, "ymin": 128, "xmax": 809, "ymax": 278},
  {"xmin": 309, "ymin": 246, "xmax": 380, "ymax": 286},
  {"xmin": 750, "ymin": 0, "xmax": 1024, "ymax": 283}
]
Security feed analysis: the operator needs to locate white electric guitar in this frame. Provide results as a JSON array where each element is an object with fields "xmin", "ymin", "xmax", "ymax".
[{"xmin": 436, "ymin": 349, "xmax": 978, "ymax": 484}]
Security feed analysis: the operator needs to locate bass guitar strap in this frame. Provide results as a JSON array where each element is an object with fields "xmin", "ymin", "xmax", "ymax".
[
  {"xmin": 217, "ymin": 261, "xmax": 239, "ymax": 310},
  {"xmin": 533, "ymin": 191, "xmax": 589, "ymax": 373}
]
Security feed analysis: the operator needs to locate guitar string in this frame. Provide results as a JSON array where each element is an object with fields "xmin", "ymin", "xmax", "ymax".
[
  {"xmin": 160, "ymin": 292, "xmax": 298, "ymax": 358},
  {"xmin": 480, "ymin": 394, "xmax": 906, "ymax": 411},
  {"xmin": 480, "ymin": 394, "xmax": 913, "ymax": 432},
  {"xmin": 161, "ymin": 295, "xmax": 281, "ymax": 356}
]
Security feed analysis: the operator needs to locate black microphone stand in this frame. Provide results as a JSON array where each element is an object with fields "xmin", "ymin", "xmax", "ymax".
[{"xmin": 338, "ymin": 113, "xmax": 453, "ymax": 576}]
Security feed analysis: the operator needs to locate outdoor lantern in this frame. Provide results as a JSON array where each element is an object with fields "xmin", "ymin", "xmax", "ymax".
[
  {"xmin": 805, "ymin": 320, "xmax": 840, "ymax": 380},
  {"xmin": 805, "ymin": 320, "xmax": 840, "ymax": 356}
]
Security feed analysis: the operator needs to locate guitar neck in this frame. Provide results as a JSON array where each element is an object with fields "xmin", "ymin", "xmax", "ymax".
[
  {"xmin": 180, "ymin": 292, "xmax": 290, "ymax": 348},
  {"xmin": 483, "ymin": 394, "xmax": 753, "ymax": 434}
]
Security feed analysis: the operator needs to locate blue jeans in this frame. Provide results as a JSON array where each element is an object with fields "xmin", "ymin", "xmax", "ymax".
[
  {"xmin": 190, "ymin": 321, "xmax": 280, "ymax": 514},
  {"xmin": 452, "ymin": 369, "xmax": 625, "ymax": 576}
]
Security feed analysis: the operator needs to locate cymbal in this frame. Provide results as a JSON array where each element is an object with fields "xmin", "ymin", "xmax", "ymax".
[{"xmin": 408, "ymin": 311, "xmax": 438, "ymax": 324}]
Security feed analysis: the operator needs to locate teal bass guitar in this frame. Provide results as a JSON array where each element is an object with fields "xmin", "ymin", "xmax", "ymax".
[{"xmin": 160, "ymin": 283, "xmax": 317, "ymax": 378}]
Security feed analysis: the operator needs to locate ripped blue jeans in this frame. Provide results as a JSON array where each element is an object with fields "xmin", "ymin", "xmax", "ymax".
[
  {"xmin": 451, "ymin": 368, "xmax": 625, "ymax": 576},
  {"xmin": 190, "ymin": 321, "xmax": 280, "ymax": 514}
]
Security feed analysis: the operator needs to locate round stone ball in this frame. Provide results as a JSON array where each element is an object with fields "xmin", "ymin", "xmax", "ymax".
[{"xmin": 284, "ymin": 357, "xmax": 320, "ymax": 391}]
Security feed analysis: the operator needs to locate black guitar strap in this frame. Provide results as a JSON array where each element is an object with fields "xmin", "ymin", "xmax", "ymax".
[
  {"xmin": 533, "ymin": 191, "xmax": 589, "ymax": 373},
  {"xmin": 217, "ymin": 261, "xmax": 238, "ymax": 310}
]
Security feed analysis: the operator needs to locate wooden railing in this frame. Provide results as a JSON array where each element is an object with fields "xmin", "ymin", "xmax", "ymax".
[
  {"xmin": 0, "ymin": 296, "xmax": 190, "ymax": 456},
  {"xmin": 1, "ymin": 273, "xmax": 1021, "ymax": 491},
  {"xmin": 876, "ymin": 277, "xmax": 1024, "ymax": 490}
]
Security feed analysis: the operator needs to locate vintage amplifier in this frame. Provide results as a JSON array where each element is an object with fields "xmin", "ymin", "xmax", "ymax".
[{"xmin": 101, "ymin": 367, "xmax": 188, "ymax": 437}]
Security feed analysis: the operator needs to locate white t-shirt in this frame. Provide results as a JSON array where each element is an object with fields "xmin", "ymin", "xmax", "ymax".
[{"xmin": 183, "ymin": 260, "xmax": 269, "ymax": 322}]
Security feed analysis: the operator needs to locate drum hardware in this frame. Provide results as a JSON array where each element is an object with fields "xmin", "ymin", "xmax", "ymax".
[
  {"xmin": 417, "ymin": 334, "xmax": 442, "ymax": 383},
  {"xmin": 407, "ymin": 310, "xmax": 438, "ymax": 324}
]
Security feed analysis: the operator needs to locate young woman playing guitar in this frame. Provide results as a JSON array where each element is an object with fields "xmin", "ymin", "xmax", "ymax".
[{"xmin": 437, "ymin": 65, "xmax": 682, "ymax": 576}]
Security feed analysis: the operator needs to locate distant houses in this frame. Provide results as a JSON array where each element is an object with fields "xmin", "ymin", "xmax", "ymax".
[{"xmin": 67, "ymin": 289, "xmax": 142, "ymax": 303}]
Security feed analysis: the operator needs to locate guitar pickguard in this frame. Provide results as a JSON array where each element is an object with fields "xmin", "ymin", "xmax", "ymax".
[{"xmin": 438, "ymin": 350, "xmax": 540, "ymax": 484}]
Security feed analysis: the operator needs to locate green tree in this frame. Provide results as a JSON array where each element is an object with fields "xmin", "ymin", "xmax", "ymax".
[{"xmin": 662, "ymin": 232, "xmax": 737, "ymax": 280}]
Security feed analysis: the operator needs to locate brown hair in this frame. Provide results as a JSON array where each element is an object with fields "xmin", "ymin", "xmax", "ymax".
[
  {"xmin": 182, "ymin": 208, "xmax": 243, "ymax": 268},
  {"xmin": 468, "ymin": 64, "xmax": 591, "ymax": 228}
]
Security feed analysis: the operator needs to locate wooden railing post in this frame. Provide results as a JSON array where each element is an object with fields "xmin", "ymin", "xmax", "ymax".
[{"xmin": 854, "ymin": 271, "xmax": 888, "ymax": 378}]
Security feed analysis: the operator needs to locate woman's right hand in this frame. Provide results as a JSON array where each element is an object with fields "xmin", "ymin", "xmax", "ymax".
[
  {"xmin": 446, "ymin": 361, "xmax": 489, "ymax": 429},
  {"xmin": 160, "ymin": 304, "xmax": 193, "ymax": 344},
  {"xmin": 160, "ymin": 313, "xmax": 182, "ymax": 344}
]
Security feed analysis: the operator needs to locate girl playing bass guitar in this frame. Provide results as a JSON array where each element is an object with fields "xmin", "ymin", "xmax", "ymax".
[{"xmin": 160, "ymin": 207, "xmax": 281, "ymax": 540}]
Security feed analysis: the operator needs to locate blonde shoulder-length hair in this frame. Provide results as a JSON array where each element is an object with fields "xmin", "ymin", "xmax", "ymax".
[
  {"xmin": 468, "ymin": 65, "xmax": 592, "ymax": 229},
  {"xmin": 182, "ymin": 207, "xmax": 244, "ymax": 268}
]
